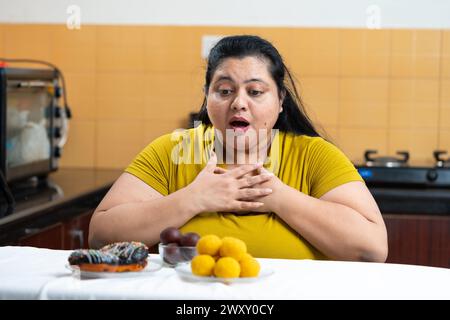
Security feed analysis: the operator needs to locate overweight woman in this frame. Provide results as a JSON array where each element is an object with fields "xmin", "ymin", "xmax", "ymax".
[{"xmin": 89, "ymin": 35, "xmax": 388, "ymax": 262}]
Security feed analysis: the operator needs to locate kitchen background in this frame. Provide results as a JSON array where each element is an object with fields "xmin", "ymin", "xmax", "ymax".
[
  {"xmin": 0, "ymin": 0, "xmax": 448, "ymax": 269},
  {"xmin": 1, "ymin": 0, "xmax": 449, "ymax": 170}
]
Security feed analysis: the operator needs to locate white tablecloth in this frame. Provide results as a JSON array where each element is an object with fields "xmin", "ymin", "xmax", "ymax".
[{"xmin": 0, "ymin": 246, "xmax": 449, "ymax": 300}]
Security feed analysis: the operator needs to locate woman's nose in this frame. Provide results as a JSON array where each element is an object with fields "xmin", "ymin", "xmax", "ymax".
[{"xmin": 231, "ymin": 93, "xmax": 248, "ymax": 111}]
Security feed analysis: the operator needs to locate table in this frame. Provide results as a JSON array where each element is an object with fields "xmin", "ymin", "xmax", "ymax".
[{"xmin": 0, "ymin": 246, "xmax": 449, "ymax": 300}]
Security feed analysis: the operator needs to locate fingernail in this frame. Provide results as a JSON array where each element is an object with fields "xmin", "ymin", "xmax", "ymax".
[{"xmin": 265, "ymin": 188, "xmax": 273, "ymax": 193}]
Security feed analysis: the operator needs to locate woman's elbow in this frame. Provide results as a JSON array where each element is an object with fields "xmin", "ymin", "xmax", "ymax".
[
  {"xmin": 361, "ymin": 244, "xmax": 388, "ymax": 263},
  {"xmin": 88, "ymin": 230, "xmax": 103, "ymax": 249},
  {"xmin": 377, "ymin": 239, "xmax": 389, "ymax": 263},
  {"xmin": 357, "ymin": 219, "xmax": 389, "ymax": 263},
  {"xmin": 360, "ymin": 236, "xmax": 388, "ymax": 263},
  {"xmin": 88, "ymin": 212, "xmax": 107, "ymax": 249}
]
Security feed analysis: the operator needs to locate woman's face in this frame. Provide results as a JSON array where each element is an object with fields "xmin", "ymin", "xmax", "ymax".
[{"xmin": 206, "ymin": 56, "xmax": 283, "ymax": 154}]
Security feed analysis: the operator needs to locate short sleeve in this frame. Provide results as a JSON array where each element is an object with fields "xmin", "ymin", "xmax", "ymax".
[
  {"xmin": 306, "ymin": 138, "xmax": 364, "ymax": 199},
  {"xmin": 124, "ymin": 134, "xmax": 173, "ymax": 196}
]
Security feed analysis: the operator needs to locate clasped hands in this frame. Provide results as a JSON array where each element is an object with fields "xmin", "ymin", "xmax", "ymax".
[{"xmin": 189, "ymin": 152, "xmax": 283, "ymax": 214}]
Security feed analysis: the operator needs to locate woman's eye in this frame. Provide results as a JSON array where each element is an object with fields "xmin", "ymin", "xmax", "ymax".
[
  {"xmin": 219, "ymin": 89, "xmax": 233, "ymax": 96},
  {"xmin": 249, "ymin": 90, "xmax": 263, "ymax": 96}
]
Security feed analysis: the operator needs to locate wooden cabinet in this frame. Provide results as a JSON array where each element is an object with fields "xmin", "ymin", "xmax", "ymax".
[
  {"xmin": 63, "ymin": 211, "xmax": 92, "ymax": 250},
  {"xmin": 383, "ymin": 214, "xmax": 450, "ymax": 268},
  {"xmin": 18, "ymin": 223, "xmax": 64, "ymax": 249},
  {"xmin": 17, "ymin": 211, "xmax": 93, "ymax": 250}
]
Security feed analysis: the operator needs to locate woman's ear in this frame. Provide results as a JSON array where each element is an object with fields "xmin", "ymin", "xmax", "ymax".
[{"xmin": 279, "ymin": 90, "xmax": 285, "ymax": 113}]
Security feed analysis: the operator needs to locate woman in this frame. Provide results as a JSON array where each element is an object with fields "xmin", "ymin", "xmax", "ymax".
[{"xmin": 89, "ymin": 35, "xmax": 388, "ymax": 262}]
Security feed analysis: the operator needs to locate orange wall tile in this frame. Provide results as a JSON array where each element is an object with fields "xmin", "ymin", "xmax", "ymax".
[
  {"xmin": 65, "ymin": 73, "xmax": 97, "ymax": 121},
  {"xmin": 0, "ymin": 25, "xmax": 4, "ymax": 56},
  {"xmin": 300, "ymin": 74, "xmax": 339, "ymax": 128},
  {"xmin": 59, "ymin": 120, "xmax": 96, "ymax": 168},
  {"xmin": 391, "ymin": 29, "xmax": 441, "ymax": 78},
  {"xmin": 287, "ymin": 28, "xmax": 339, "ymax": 76},
  {"xmin": 1, "ymin": 24, "xmax": 448, "ymax": 168},
  {"xmin": 340, "ymin": 29, "xmax": 390, "ymax": 77},
  {"xmin": 442, "ymin": 31, "xmax": 450, "ymax": 78},
  {"xmin": 388, "ymin": 128, "xmax": 438, "ymax": 165},
  {"xmin": 389, "ymin": 79, "xmax": 440, "ymax": 128},
  {"xmin": 3, "ymin": 25, "xmax": 54, "ymax": 64},
  {"xmin": 439, "ymin": 129, "xmax": 450, "ymax": 151},
  {"xmin": 440, "ymin": 80, "xmax": 450, "ymax": 128},
  {"xmin": 338, "ymin": 128, "xmax": 388, "ymax": 163},
  {"xmin": 96, "ymin": 120, "xmax": 144, "ymax": 168},
  {"xmin": 50, "ymin": 26, "xmax": 96, "ymax": 73},
  {"xmin": 143, "ymin": 120, "xmax": 185, "ymax": 145}
]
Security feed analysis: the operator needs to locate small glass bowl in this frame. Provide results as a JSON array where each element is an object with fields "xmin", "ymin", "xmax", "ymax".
[{"xmin": 158, "ymin": 243, "xmax": 197, "ymax": 267}]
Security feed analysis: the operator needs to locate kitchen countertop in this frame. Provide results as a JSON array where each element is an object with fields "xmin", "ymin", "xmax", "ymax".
[
  {"xmin": 0, "ymin": 246, "xmax": 449, "ymax": 299},
  {"xmin": 0, "ymin": 168, "xmax": 121, "ymax": 244}
]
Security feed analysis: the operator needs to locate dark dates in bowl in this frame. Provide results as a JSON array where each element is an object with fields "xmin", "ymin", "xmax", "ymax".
[
  {"xmin": 158, "ymin": 243, "xmax": 198, "ymax": 267},
  {"xmin": 159, "ymin": 228, "xmax": 200, "ymax": 267}
]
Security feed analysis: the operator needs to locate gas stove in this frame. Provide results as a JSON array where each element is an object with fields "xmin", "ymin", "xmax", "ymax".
[
  {"xmin": 356, "ymin": 150, "xmax": 450, "ymax": 188},
  {"xmin": 355, "ymin": 150, "xmax": 450, "ymax": 215}
]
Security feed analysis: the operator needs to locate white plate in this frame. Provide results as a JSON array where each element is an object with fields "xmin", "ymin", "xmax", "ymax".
[
  {"xmin": 175, "ymin": 264, "xmax": 274, "ymax": 284},
  {"xmin": 66, "ymin": 256, "xmax": 163, "ymax": 279}
]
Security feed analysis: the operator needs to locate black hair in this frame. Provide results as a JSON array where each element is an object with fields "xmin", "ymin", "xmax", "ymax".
[{"xmin": 196, "ymin": 35, "xmax": 320, "ymax": 137}]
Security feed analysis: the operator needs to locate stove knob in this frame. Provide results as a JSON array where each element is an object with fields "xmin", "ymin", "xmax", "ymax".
[
  {"xmin": 426, "ymin": 169, "xmax": 438, "ymax": 182},
  {"xmin": 54, "ymin": 146, "xmax": 61, "ymax": 158},
  {"xmin": 54, "ymin": 127, "xmax": 62, "ymax": 139},
  {"xmin": 54, "ymin": 86, "xmax": 62, "ymax": 98},
  {"xmin": 54, "ymin": 106, "xmax": 62, "ymax": 118}
]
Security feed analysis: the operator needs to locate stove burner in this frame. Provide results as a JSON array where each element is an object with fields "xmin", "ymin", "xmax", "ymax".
[
  {"xmin": 357, "ymin": 150, "xmax": 450, "ymax": 188},
  {"xmin": 434, "ymin": 150, "xmax": 450, "ymax": 168},
  {"xmin": 364, "ymin": 150, "xmax": 409, "ymax": 168}
]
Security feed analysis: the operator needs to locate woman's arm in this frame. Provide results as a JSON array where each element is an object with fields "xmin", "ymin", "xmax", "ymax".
[
  {"xmin": 89, "ymin": 155, "xmax": 273, "ymax": 248},
  {"xmin": 89, "ymin": 172, "xmax": 200, "ymax": 248},
  {"xmin": 256, "ymin": 173, "xmax": 388, "ymax": 262}
]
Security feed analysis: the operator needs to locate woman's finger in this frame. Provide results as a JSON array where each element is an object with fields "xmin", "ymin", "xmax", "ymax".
[
  {"xmin": 214, "ymin": 167, "xmax": 227, "ymax": 174},
  {"xmin": 258, "ymin": 166, "xmax": 274, "ymax": 175},
  {"xmin": 238, "ymin": 188, "xmax": 272, "ymax": 200},
  {"xmin": 228, "ymin": 163, "xmax": 262, "ymax": 178},
  {"xmin": 204, "ymin": 152, "xmax": 217, "ymax": 172},
  {"xmin": 233, "ymin": 200, "xmax": 265, "ymax": 211},
  {"xmin": 238, "ymin": 173, "xmax": 274, "ymax": 188}
]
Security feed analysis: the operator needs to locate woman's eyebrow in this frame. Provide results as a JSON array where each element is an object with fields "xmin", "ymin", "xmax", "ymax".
[
  {"xmin": 214, "ymin": 76, "xmax": 234, "ymax": 83},
  {"xmin": 214, "ymin": 76, "xmax": 268, "ymax": 86},
  {"xmin": 244, "ymin": 78, "xmax": 268, "ymax": 85}
]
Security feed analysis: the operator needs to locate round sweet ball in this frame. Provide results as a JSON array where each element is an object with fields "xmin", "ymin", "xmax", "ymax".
[
  {"xmin": 191, "ymin": 254, "xmax": 216, "ymax": 277},
  {"xmin": 219, "ymin": 237, "xmax": 247, "ymax": 261},
  {"xmin": 214, "ymin": 257, "xmax": 241, "ymax": 278},
  {"xmin": 239, "ymin": 254, "xmax": 260, "ymax": 277},
  {"xmin": 196, "ymin": 234, "xmax": 222, "ymax": 256}
]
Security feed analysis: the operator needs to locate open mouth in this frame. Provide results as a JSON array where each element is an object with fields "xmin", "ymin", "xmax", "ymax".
[{"xmin": 229, "ymin": 118, "xmax": 250, "ymax": 133}]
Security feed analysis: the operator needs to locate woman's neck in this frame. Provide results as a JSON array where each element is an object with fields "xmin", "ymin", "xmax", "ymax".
[{"xmin": 216, "ymin": 145, "xmax": 269, "ymax": 169}]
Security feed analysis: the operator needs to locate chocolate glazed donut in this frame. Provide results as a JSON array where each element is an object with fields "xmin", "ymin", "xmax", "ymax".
[{"xmin": 68, "ymin": 241, "xmax": 149, "ymax": 272}]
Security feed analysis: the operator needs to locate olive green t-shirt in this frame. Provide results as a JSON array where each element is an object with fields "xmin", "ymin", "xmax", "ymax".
[{"xmin": 125, "ymin": 124, "xmax": 363, "ymax": 259}]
